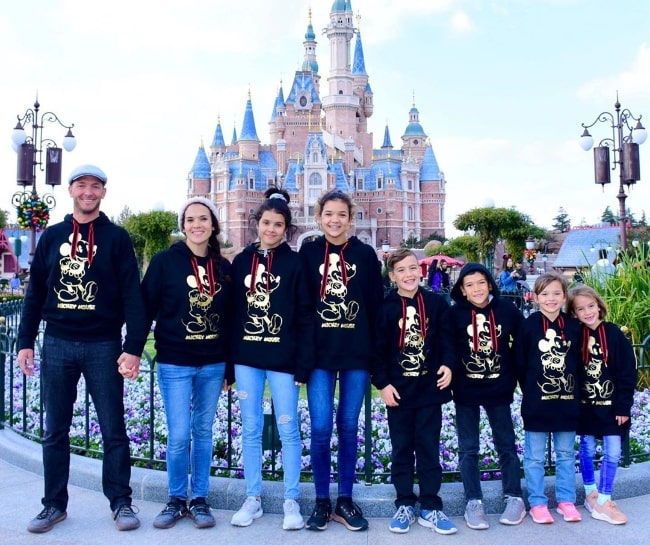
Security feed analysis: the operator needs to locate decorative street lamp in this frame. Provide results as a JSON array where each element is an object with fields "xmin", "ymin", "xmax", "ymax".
[
  {"xmin": 542, "ymin": 254, "xmax": 548, "ymax": 272},
  {"xmin": 579, "ymin": 95, "xmax": 646, "ymax": 250},
  {"xmin": 11, "ymin": 97, "xmax": 76, "ymax": 265},
  {"xmin": 8, "ymin": 234, "xmax": 28, "ymax": 272}
]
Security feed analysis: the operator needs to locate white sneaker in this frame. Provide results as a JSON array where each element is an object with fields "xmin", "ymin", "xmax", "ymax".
[
  {"xmin": 282, "ymin": 499, "xmax": 305, "ymax": 530},
  {"xmin": 231, "ymin": 497, "xmax": 263, "ymax": 527}
]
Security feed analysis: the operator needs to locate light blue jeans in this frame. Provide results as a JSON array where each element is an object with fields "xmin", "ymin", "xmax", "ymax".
[
  {"xmin": 523, "ymin": 431, "xmax": 577, "ymax": 507},
  {"xmin": 235, "ymin": 364, "xmax": 301, "ymax": 500},
  {"xmin": 157, "ymin": 362, "xmax": 225, "ymax": 500},
  {"xmin": 307, "ymin": 368, "xmax": 369, "ymax": 498},
  {"xmin": 579, "ymin": 434, "xmax": 621, "ymax": 495}
]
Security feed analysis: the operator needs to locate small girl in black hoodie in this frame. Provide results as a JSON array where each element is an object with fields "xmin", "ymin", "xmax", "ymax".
[{"xmin": 516, "ymin": 272, "xmax": 582, "ymax": 525}]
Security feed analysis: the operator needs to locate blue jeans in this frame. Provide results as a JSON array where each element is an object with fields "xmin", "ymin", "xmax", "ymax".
[
  {"xmin": 307, "ymin": 368, "xmax": 368, "ymax": 498},
  {"xmin": 579, "ymin": 434, "xmax": 621, "ymax": 495},
  {"xmin": 456, "ymin": 404, "xmax": 522, "ymax": 501},
  {"xmin": 523, "ymin": 431, "xmax": 576, "ymax": 507},
  {"xmin": 235, "ymin": 364, "xmax": 301, "ymax": 500},
  {"xmin": 157, "ymin": 362, "xmax": 225, "ymax": 499},
  {"xmin": 40, "ymin": 336, "xmax": 131, "ymax": 512}
]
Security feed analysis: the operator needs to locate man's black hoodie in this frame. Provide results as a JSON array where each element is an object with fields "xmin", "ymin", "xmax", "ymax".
[{"xmin": 17, "ymin": 212, "xmax": 147, "ymax": 355}]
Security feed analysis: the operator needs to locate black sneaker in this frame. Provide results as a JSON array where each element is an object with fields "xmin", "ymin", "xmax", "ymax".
[
  {"xmin": 331, "ymin": 497, "xmax": 369, "ymax": 531},
  {"xmin": 113, "ymin": 503, "xmax": 141, "ymax": 531},
  {"xmin": 189, "ymin": 498, "xmax": 216, "ymax": 529},
  {"xmin": 153, "ymin": 498, "xmax": 188, "ymax": 529},
  {"xmin": 27, "ymin": 506, "xmax": 67, "ymax": 533},
  {"xmin": 306, "ymin": 498, "xmax": 332, "ymax": 531}
]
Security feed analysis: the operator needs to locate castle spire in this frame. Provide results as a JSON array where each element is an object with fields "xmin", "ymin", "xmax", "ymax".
[
  {"xmin": 239, "ymin": 91, "xmax": 259, "ymax": 141},
  {"xmin": 211, "ymin": 115, "xmax": 225, "ymax": 147}
]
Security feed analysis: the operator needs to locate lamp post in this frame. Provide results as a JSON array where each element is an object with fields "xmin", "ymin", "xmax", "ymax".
[
  {"xmin": 525, "ymin": 236, "xmax": 536, "ymax": 273},
  {"xmin": 8, "ymin": 235, "xmax": 28, "ymax": 272},
  {"xmin": 542, "ymin": 253, "xmax": 548, "ymax": 272},
  {"xmin": 579, "ymin": 95, "xmax": 647, "ymax": 250},
  {"xmin": 11, "ymin": 98, "xmax": 76, "ymax": 265}
]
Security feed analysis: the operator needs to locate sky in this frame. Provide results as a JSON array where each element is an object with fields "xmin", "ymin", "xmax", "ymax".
[{"xmin": 2, "ymin": 0, "xmax": 650, "ymax": 239}]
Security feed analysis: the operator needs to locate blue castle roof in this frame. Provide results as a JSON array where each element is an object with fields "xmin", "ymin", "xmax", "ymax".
[
  {"xmin": 352, "ymin": 31, "xmax": 367, "ymax": 75},
  {"xmin": 420, "ymin": 143, "xmax": 441, "ymax": 181},
  {"xmin": 211, "ymin": 120, "xmax": 225, "ymax": 147},
  {"xmin": 190, "ymin": 145, "xmax": 211, "ymax": 178},
  {"xmin": 240, "ymin": 96, "xmax": 259, "ymax": 141}
]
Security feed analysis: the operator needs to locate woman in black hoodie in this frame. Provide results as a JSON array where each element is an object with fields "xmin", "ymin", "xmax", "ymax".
[{"xmin": 141, "ymin": 197, "xmax": 232, "ymax": 529}]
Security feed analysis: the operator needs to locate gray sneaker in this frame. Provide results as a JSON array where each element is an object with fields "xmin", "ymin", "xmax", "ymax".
[
  {"xmin": 500, "ymin": 496, "xmax": 526, "ymax": 525},
  {"xmin": 154, "ymin": 498, "xmax": 188, "ymax": 529},
  {"xmin": 189, "ymin": 498, "xmax": 215, "ymax": 529},
  {"xmin": 464, "ymin": 499, "xmax": 489, "ymax": 530},
  {"xmin": 113, "ymin": 504, "xmax": 141, "ymax": 531},
  {"xmin": 27, "ymin": 506, "xmax": 67, "ymax": 533}
]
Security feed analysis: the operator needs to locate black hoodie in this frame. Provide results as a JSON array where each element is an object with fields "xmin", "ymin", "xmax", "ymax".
[
  {"xmin": 372, "ymin": 287, "xmax": 455, "ymax": 408},
  {"xmin": 141, "ymin": 241, "xmax": 233, "ymax": 367},
  {"xmin": 18, "ymin": 212, "xmax": 147, "ymax": 355},
  {"xmin": 446, "ymin": 263, "xmax": 523, "ymax": 406},
  {"xmin": 515, "ymin": 309, "xmax": 582, "ymax": 432},
  {"xmin": 299, "ymin": 235, "xmax": 383, "ymax": 371},
  {"xmin": 577, "ymin": 321, "xmax": 637, "ymax": 437},
  {"xmin": 230, "ymin": 241, "xmax": 314, "ymax": 383}
]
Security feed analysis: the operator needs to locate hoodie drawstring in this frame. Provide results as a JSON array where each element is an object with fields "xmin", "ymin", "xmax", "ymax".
[
  {"xmin": 398, "ymin": 292, "xmax": 427, "ymax": 350},
  {"xmin": 582, "ymin": 323, "xmax": 609, "ymax": 366},
  {"xmin": 470, "ymin": 309, "xmax": 498, "ymax": 353},
  {"xmin": 248, "ymin": 249, "xmax": 274, "ymax": 295},
  {"xmin": 319, "ymin": 240, "xmax": 349, "ymax": 299},
  {"xmin": 543, "ymin": 315, "xmax": 566, "ymax": 341},
  {"xmin": 71, "ymin": 219, "xmax": 95, "ymax": 268},
  {"xmin": 190, "ymin": 255, "xmax": 216, "ymax": 297}
]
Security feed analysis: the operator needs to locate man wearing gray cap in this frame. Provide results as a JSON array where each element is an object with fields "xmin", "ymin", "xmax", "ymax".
[{"xmin": 17, "ymin": 164, "xmax": 148, "ymax": 533}]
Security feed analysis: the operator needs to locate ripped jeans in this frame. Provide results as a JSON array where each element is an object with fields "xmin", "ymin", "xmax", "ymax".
[{"xmin": 234, "ymin": 364, "xmax": 301, "ymax": 499}]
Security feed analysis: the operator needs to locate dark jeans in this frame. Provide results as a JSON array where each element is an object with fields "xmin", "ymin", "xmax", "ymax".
[
  {"xmin": 41, "ymin": 335, "xmax": 132, "ymax": 512},
  {"xmin": 307, "ymin": 368, "xmax": 368, "ymax": 498},
  {"xmin": 455, "ymin": 403, "xmax": 522, "ymax": 501},
  {"xmin": 387, "ymin": 404, "xmax": 443, "ymax": 511}
]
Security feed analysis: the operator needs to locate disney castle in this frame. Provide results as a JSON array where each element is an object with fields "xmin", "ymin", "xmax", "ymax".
[{"xmin": 186, "ymin": 1, "xmax": 446, "ymax": 249}]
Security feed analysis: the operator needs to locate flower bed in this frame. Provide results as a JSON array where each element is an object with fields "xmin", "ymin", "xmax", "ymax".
[{"xmin": 5, "ymin": 364, "xmax": 650, "ymax": 483}]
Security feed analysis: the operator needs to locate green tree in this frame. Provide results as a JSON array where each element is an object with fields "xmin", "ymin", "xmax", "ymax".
[
  {"xmin": 552, "ymin": 207, "xmax": 571, "ymax": 232},
  {"xmin": 113, "ymin": 205, "xmax": 133, "ymax": 227},
  {"xmin": 639, "ymin": 210, "xmax": 648, "ymax": 228},
  {"xmin": 0, "ymin": 209, "xmax": 9, "ymax": 229},
  {"xmin": 601, "ymin": 206, "xmax": 617, "ymax": 225},
  {"xmin": 435, "ymin": 235, "xmax": 480, "ymax": 262},
  {"xmin": 123, "ymin": 210, "xmax": 177, "ymax": 267},
  {"xmin": 454, "ymin": 207, "xmax": 544, "ymax": 271}
]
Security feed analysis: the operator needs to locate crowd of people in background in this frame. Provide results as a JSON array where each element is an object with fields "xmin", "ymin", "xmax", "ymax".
[{"xmin": 15, "ymin": 164, "xmax": 638, "ymax": 536}]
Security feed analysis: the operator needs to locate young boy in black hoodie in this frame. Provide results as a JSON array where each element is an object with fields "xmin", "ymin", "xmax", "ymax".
[
  {"xmin": 373, "ymin": 248, "xmax": 457, "ymax": 535},
  {"xmin": 445, "ymin": 263, "xmax": 525, "ymax": 530}
]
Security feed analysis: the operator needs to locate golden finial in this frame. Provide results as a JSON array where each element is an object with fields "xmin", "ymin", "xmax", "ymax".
[
  {"xmin": 308, "ymin": 6, "xmax": 312, "ymax": 25},
  {"xmin": 356, "ymin": 10, "xmax": 361, "ymax": 29},
  {"xmin": 412, "ymin": 89, "xmax": 416, "ymax": 107}
]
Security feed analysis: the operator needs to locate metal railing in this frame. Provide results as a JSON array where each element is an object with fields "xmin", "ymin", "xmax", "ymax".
[{"xmin": 2, "ymin": 300, "xmax": 649, "ymax": 484}]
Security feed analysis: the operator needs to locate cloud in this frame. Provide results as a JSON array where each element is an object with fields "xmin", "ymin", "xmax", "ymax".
[{"xmin": 449, "ymin": 10, "xmax": 475, "ymax": 34}]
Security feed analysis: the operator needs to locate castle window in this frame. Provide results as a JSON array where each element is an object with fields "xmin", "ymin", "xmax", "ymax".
[
  {"xmin": 357, "ymin": 211, "xmax": 363, "ymax": 221},
  {"xmin": 408, "ymin": 206, "xmax": 414, "ymax": 221},
  {"xmin": 356, "ymin": 176, "xmax": 364, "ymax": 190},
  {"xmin": 217, "ymin": 180, "xmax": 224, "ymax": 191},
  {"xmin": 407, "ymin": 179, "xmax": 413, "ymax": 191},
  {"xmin": 377, "ymin": 177, "xmax": 383, "ymax": 190},
  {"xmin": 248, "ymin": 176, "xmax": 254, "ymax": 190},
  {"xmin": 377, "ymin": 207, "xmax": 383, "ymax": 215},
  {"xmin": 388, "ymin": 178, "xmax": 394, "ymax": 185}
]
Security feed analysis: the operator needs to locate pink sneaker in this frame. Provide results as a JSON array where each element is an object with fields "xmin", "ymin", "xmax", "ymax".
[
  {"xmin": 584, "ymin": 491, "xmax": 598, "ymax": 513},
  {"xmin": 529, "ymin": 505, "xmax": 554, "ymax": 524},
  {"xmin": 556, "ymin": 502, "xmax": 582, "ymax": 522}
]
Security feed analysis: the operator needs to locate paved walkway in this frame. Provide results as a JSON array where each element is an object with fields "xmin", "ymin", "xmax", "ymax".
[{"xmin": 1, "ymin": 428, "xmax": 649, "ymax": 545}]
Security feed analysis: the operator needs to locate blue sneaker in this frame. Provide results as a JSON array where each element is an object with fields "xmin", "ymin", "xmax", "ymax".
[
  {"xmin": 389, "ymin": 505, "xmax": 416, "ymax": 533},
  {"xmin": 418, "ymin": 509, "xmax": 458, "ymax": 535}
]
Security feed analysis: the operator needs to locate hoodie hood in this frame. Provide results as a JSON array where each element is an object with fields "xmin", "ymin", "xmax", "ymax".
[{"xmin": 450, "ymin": 262, "xmax": 501, "ymax": 306}]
